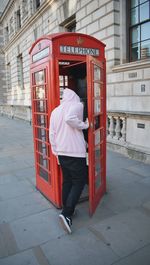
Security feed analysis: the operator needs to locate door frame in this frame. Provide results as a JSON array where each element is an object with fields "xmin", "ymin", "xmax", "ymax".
[{"xmin": 86, "ymin": 55, "xmax": 106, "ymax": 215}]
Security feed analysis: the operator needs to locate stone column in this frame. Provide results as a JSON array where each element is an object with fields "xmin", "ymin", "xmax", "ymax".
[
  {"xmin": 107, "ymin": 115, "xmax": 115, "ymax": 139},
  {"xmin": 114, "ymin": 116, "xmax": 121, "ymax": 140},
  {"xmin": 120, "ymin": 117, "xmax": 126, "ymax": 142}
]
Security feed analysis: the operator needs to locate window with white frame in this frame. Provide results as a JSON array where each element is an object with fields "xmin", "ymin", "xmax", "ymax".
[
  {"xmin": 129, "ymin": 0, "xmax": 150, "ymax": 61},
  {"xmin": 17, "ymin": 54, "xmax": 24, "ymax": 89}
]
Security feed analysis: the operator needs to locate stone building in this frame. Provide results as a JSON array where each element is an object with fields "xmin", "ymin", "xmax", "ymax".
[{"xmin": 0, "ymin": 0, "xmax": 150, "ymax": 163}]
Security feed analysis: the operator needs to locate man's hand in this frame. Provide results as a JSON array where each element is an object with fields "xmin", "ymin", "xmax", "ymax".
[{"xmin": 84, "ymin": 118, "xmax": 89, "ymax": 129}]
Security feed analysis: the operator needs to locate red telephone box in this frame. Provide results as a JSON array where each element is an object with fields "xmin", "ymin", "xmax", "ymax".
[{"xmin": 29, "ymin": 32, "xmax": 106, "ymax": 215}]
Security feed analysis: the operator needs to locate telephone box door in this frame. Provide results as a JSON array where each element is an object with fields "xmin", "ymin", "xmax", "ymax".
[
  {"xmin": 87, "ymin": 55, "xmax": 106, "ymax": 216},
  {"xmin": 31, "ymin": 63, "xmax": 58, "ymax": 206}
]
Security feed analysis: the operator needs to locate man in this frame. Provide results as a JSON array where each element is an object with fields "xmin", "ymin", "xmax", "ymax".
[{"xmin": 49, "ymin": 88, "xmax": 89, "ymax": 234}]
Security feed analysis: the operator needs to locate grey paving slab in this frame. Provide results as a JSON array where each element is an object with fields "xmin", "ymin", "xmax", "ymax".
[
  {"xmin": 0, "ymin": 174, "xmax": 18, "ymax": 185},
  {"xmin": 10, "ymin": 209, "xmax": 64, "ymax": 251},
  {"xmin": 0, "ymin": 192, "xmax": 51, "ymax": 224},
  {"xmin": 25, "ymin": 174, "xmax": 36, "ymax": 187},
  {"xmin": 0, "ymin": 140, "xmax": 27, "ymax": 148},
  {"xmin": 91, "ymin": 209, "xmax": 150, "ymax": 258},
  {"xmin": 126, "ymin": 163, "xmax": 150, "ymax": 177},
  {"xmin": 136, "ymin": 176, "xmax": 150, "ymax": 187},
  {"xmin": 0, "ymin": 161, "xmax": 32, "ymax": 175},
  {"xmin": 103, "ymin": 181, "xmax": 150, "ymax": 214},
  {"xmin": 0, "ymin": 142, "xmax": 33, "ymax": 151},
  {"xmin": 0, "ymin": 180, "xmax": 35, "ymax": 200},
  {"xmin": 33, "ymin": 246, "xmax": 51, "ymax": 265},
  {"xmin": 113, "ymin": 244, "xmax": 150, "ymax": 265},
  {"xmin": 20, "ymin": 157, "xmax": 34, "ymax": 167},
  {"xmin": 0, "ymin": 147, "xmax": 30, "ymax": 159},
  {"xmin": 71, "ymin": 199, "xmax": 116, "ymax": 230},
  {"xmin": 143, "ymin": 201, "xmax": 150, "ymax": 212},
  {"xmin": 0, "ymin": 223, "xmax": 19, "ymax": 258},
  {"xmin": 41, "ymin": 227, "xmax": 119, "ymax": 265},
  {"xmin": 0, "ymin": 156, "xmax": 15, "ymax": 165},
  {"xmin": 107, "ymin": 151, "xmax": 139, "ymax": 171},
  {"xmin": 0, "ymin": 249, "xmax": 40, "ymax": 265},
  {"xmin": 10, "ymin": 153, "xmax": 34, "ymax": 166},
  {"xmin": 112, "ymin": 209, "xmax": 150, "ymax": 245},
  {"xmin": 14, "ymin": 166, "xmax": 36, "ymax": 187},
  {"xmin": 107, "ymin": 169, "xmax": 143, "ymax": 192},
  {"xmin": 14, "ymin": 166, "xmax": 35, "ymax": 179}
]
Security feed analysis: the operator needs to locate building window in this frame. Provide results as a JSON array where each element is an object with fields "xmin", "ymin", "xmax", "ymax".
[
  {"xmin": 16, "ymin": 8, "xmax": 21, "ymax": 29},
  {"xmin": 60, "ymin": 15, "xmax": 76, "ymax": 32},
  {"xmin": 4, "ymin": 26, "xmax": 9, "ymax": 43},
  {"xmin": 65, "ymin": 19, "xmax": 76, "ymax": 32},
  {"xmin": 35, "ymin": 0, "xmax": 41, "ymax": 9},
  {"xmin": 33, "ymin": 0, "xmax": 42, "ymax": 12},
  {"xmin": 6, "ymin": 63, "xmax": 11, "ymax": 90},
  {"xmin": 129, "ymin": 0, "xmax": 150, "ymax": 61},
  {"xmin": 17, "ymin": 54, "xmax": 24, "ymax": 89}
]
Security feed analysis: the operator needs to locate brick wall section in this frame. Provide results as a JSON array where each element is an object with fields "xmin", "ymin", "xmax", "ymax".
[{"xmin": 76, "ymin": 0, "xmax": 120, "ymax": 70}]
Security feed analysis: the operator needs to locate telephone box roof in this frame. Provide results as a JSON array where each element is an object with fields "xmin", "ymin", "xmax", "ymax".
[{"xmin": 29, "ymin": 32, "xmax": 105, "ymax": 54}]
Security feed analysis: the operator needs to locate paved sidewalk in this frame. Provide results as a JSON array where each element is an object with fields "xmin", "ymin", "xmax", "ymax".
[{"xmin": 0, "ymin": 115, "xmax": 150, "ymax": 265}]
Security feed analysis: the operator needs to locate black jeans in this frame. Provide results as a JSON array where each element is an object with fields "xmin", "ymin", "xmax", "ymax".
[{"xmin": 58, "ymin": 156, "xmax": 88, "ymax": 217}]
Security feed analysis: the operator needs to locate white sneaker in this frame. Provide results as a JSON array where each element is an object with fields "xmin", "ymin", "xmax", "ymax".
[{"xmin": 59, "ymin": 214, "xmax": 72, "ymax": 234}]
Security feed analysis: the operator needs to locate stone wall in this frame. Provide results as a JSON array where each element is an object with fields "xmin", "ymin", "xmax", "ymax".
[
  {"xmin": 107, "ymin": 60, "xmax": 150, "ymax": 156},
  {"xmin": 1, "ymin": 0, "xmax": 119, "ymax": 109},
  {"xmin": 0, "ymin": 22, "xmax": 6, "ymax": 104},
  {"xmin": 107, "ymin": 62, "xmax": 150, "ymax": 113}
]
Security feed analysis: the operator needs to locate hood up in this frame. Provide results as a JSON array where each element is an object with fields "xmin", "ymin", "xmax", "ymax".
[{"xmin": 61, "ymin": 88, "xmax": 80, "ymax": 103}]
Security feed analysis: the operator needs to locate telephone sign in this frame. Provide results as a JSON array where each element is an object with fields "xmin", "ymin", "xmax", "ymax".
[{"xmin": 60, "ymin": 45, "xmax": 100, "ymax": 56}]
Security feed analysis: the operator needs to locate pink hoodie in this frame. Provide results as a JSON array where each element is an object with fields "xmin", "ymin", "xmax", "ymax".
[{"xmin": 49, "ymin": 89, "xmax": 89, "ymax": 158}]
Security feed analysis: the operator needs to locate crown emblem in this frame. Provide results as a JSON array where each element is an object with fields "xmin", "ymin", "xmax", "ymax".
[{"xmin": 77, "ymin": 37, "xmax": 84, "ymax": 45}]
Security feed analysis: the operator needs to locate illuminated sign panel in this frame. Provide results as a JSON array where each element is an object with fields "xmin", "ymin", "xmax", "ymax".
[
  {"xmin": 60, "ymin": 45, "xmax": 99, "ymax": 56},
  {"xmin": 32, "ymin": 47, "xmax": 50, "ymax": 62}
]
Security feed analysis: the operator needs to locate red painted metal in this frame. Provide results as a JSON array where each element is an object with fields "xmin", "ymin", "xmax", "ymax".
[
  {"xmin": 86, "ymin": 55, "xmax": 106, "ymax": 215},
  {"xmin": 29, "ymin": 32, "xmax": 106, "ymax": 214}
]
